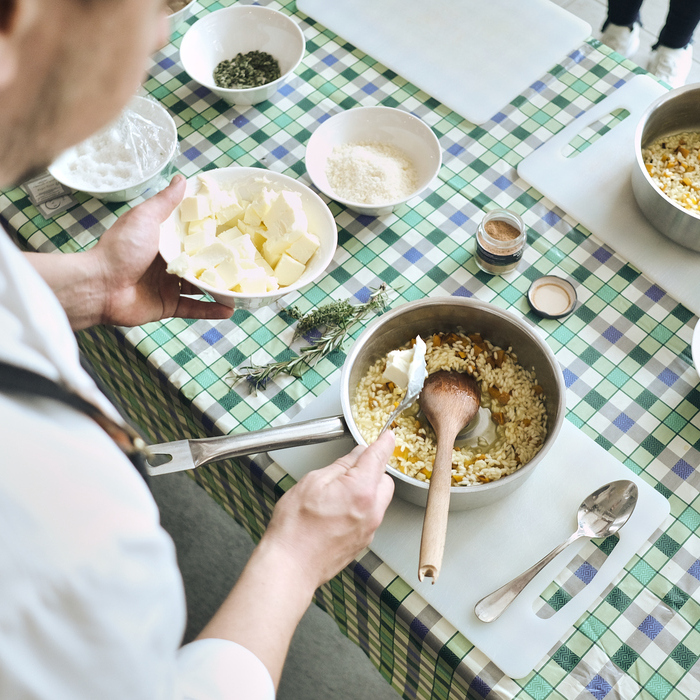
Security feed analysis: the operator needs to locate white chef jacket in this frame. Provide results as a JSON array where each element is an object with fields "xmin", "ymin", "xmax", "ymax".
[{"xmin": 0, "ymin": 227, "xmax": 275, "ymax": 700}]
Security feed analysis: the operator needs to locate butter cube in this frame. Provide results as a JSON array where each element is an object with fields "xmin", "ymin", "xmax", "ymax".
[
  {"xmin": 237, "ymin": 275, "xmax": 269, "ymax": 295},
  {"xmin": 249, "ymin": 187, "xmax": 278, "ymax": 219},
  {"xmin": 237, "ymin": 221, "xmax": 268, "ymax": 250},
  {"xmin": 265, "ymin": 276, "xmax": 280, "ymax": 292},
  {"xmin": 217, "ymin": 225, "xmax": 243, "ymax": 245},
  {"xmin": 180, "ymin": 195, "xmax": 211, "ymax": 222},
  {"xmin": 229, "ymin": 234, "xmax": 259, "ymax": 262},
  {"xmin": 233, "ymin": 266, "xmax": 268, "ymax": 293},
  {"xmin": 262, "ymin": 231, "xmax": 302, "ymax": 268},
  {"xmin": 189, "ymin": 241, "xmax": 234, "ymax": 276},
  {"xmin": 199, "ymin": 268, "xmax": 227, "ymax": 290},
  {"xmin": 214, "ymin": 199, "xmax": 245, "ymax": 226},
  {"xmin": 183, "ymin": 229, "xmax": 208, "ymax": 255},
  {"xmin": 215, "ymin": 258, "xmax": 245, "ymax": 289},
  {"xmin": 243, "ymin": 204, "xmax": 262, "ymax": 227},
  {"xmin": 166, "ymin": 253, "xmax": 190, "ymax": 278},
  {"xmin": 286, "ymin": 232, "xmax": 320, "ymax": 264},
  {"xmin": 255, "ymin": 252, "xmax": 275, "ymax": 276},
  {"xmin": 381, "ymin": 348, "xmax": 413, "ymax": 389},
  {"xmin": 274, "ymin": 253, "xmax": 306, "ymax": 287},
  {"xmin": 263, "ymin": 190, "xmax": 308, "ymax": 237},
  {"xmin": 187, "ymin": 217, "xmax": 217, "ymax": 240}
]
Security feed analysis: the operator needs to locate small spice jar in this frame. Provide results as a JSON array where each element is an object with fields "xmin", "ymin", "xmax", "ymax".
[{"xmin": 475, "ymin": 209, "xmax": 526, "ymax": 275}]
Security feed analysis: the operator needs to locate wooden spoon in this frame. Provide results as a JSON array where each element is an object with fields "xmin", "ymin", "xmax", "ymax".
[{"xmin": 418, "ymin": 370, "xmax": 480, "ymax": 583}]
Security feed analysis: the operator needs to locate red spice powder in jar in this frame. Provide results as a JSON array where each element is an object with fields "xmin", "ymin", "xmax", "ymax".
[{"xmin": 475, "ymin": 210, "xmax": 526, "ymax": 275}]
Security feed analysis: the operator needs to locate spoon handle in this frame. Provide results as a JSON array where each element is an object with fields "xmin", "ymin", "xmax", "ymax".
[
  {"xmin": 418, "ymin": 433, "xmax": 457, "ymax": 583},
  {"xmin": 474, "ymin": 530, "xmax": 584, "ymax": 622}
]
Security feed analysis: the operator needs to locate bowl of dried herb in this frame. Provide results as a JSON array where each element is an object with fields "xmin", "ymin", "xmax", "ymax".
[{"xmin": 179, "ymin": 5, "xmax": 305, "ymax": 106}]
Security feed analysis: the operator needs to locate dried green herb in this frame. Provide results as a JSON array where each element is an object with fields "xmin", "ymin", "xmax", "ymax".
[
  {"xmin": 213, "ymin": 51, "xmax": 281, "ymax": 89},
  {"xmin": 286, "ymin": 299, "xmax": 355, "ymax": 337},
  {"xmin": 231, "ymin": 285, "xmax": 392, "ymax": 394}
]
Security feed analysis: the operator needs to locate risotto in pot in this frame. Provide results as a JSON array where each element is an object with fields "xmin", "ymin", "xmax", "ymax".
[
  {"xmin": 641, "ymin": 131, "xmax": 700, "ymax": 215},
  {"xmin": 352, "ymin": 332, "xmax": 548, "ymax": 487}
]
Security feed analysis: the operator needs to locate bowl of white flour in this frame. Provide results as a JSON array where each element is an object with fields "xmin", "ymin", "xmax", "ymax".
[
  {"xmin": 305, "ymin": 106, "xmax": 442, "ymax": 217},
  {"xmin": 49, "ymin": 96, "xmax": 178, "ymax": 202}
]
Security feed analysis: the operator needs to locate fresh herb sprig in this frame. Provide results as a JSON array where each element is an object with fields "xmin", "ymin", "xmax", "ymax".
[
  {"xmin": 286, "ymin": 299, "xmax": 355, "ymax": 337},
  {"xmin": 231, "ymin": 285, "xmax": 391, "ymax": 394}
]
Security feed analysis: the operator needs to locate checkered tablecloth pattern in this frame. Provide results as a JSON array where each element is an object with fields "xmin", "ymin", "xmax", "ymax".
[{"xmin": 3, "ymin": 1, "xmax": 700, "ymax": 698}]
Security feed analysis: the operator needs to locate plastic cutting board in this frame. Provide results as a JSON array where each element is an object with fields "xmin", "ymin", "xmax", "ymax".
[
  {"xmin": 297, "ymin": 0, "xmax": 591, "ymax": 125},
  {"xmin": 270, "ymin": 378, "xmax": 670, "ymax": 679},
  {"xmin": 518, "ymin": 74, "xmax": 700, "ymax": 318}
]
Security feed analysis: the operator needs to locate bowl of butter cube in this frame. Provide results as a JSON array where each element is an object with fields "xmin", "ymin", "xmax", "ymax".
[{"xmin": 160, "ymin": 167, "xmax": 337, "ymax": 310}]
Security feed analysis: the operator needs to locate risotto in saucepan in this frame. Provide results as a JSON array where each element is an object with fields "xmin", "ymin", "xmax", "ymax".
[
  {"xmin": 641, "ymin": 131, "xmax": 700, "ymax": 215},
  {"xmin": 352, "ymin": 332, "xmax": 548, "ymax": 487}
]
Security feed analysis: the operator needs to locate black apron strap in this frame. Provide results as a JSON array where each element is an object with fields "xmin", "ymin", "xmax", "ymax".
[{"xmin": 0, "ymin": 361, "xmax": 150, "ymax": 482}]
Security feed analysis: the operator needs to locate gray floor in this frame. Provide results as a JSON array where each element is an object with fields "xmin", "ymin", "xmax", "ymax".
[
  {"xmin": 150, "ymin": 472, "xmax": 400, "ymax": 700},
  {"xmin": 152, "ymin": 1, "xmax": 686, "ymax": 698}
]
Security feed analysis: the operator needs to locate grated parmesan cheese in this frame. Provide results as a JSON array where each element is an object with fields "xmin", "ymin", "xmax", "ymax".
[{"xmin": 325, "ymin": 141, "xmax": 418, "ymax": 204}]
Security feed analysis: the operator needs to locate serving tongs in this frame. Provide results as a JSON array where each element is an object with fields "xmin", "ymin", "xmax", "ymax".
[{"xmin": 145, "ymin": 416, "xmax": 349, "ymax": 476}]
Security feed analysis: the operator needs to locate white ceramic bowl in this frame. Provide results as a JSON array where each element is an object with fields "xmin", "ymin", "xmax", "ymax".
[
  {"xmin": 692, "ymin": 318, "xmax": 700, "ymax": 375},
  {"xmin": 167, "ymin": 0, "xmax": 197, "ymax": 36},
  {"xmin": 305, "ymin": 106, "xmax": 442, "ymax": 217},
  {"xmin": 179, "ymin": 5, "xmax": 305, "ymax": 107},
  {"xmin": 159, "ymin": 166, "xmax": 337, "ymax": 311},
  {"xmin": 49, "ymin": 96, "xmax": 178, "ymax": 203}
]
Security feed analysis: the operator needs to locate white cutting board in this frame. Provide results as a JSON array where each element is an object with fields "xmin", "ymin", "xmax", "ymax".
[
  {"xmin": 518, "ymin": 74, "xmax": 700, "ymax": 319},
  {"xmin": 297, "ymin": 0, "xmax": 590, "ymax": 125},
  {"xmin": 270, "ymin": 378, "xmax": 670, "ymax": 679}
]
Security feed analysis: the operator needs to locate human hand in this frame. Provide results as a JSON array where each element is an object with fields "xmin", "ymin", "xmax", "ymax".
[
  {"xmin": 88, "ymin": 174, "xmax": 232, "ymax": 327},
  {"xmin": 263, "ymin": 431, "xmax": 396, "ymax": 593}
]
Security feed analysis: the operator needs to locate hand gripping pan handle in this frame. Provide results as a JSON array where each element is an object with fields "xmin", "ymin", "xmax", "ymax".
[{"xmin": 145, "ymin": 415, "xmax": 350, "ymax": 476}]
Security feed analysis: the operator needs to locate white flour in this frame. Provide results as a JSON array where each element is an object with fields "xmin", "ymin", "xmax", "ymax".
[
  {"xmin": 57, "ymin": 97, "xmax": 174, "ymax": 190},
  {"xmin": 325, "ymin": 141, "xmax": 418, "ymax": 204}
]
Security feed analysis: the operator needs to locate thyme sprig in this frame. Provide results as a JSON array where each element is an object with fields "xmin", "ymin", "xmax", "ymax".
[
  {"xmin": 286, "ymin": 299, "xmax": 355, "ymax": 337},
  {"xmin": 231, "ymin": 284, "xmax": 391, "ymax": 394}
]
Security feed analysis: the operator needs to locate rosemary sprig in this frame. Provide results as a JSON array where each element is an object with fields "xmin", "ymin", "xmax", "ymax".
[{"xmin": 231, "ymin": 284, "xmax": 391, "ymax": 394}]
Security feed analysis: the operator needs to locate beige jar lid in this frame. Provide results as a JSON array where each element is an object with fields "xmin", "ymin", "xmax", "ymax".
[{"xmin": 527, "ymin": 275, "xmax": 577, "ymax": 319}]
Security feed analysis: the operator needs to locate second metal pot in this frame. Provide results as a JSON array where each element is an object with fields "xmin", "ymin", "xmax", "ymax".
[{"xmin": 632, "ymin": 82, "xmax": 700, "ymax": 252}]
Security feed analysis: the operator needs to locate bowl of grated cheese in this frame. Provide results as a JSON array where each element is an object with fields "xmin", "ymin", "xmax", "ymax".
[{"xmin": 305, "ymin": 106, "xmax": 442, "ymax": 217}]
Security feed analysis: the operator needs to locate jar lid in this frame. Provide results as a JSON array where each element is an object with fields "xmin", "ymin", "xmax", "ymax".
[{"xmin": 527, "ymin": 275, "xmax": 577, "ymax": 319}]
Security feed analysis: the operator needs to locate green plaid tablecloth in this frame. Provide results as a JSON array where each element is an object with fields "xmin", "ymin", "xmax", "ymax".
[{"xmin": 2, "ymin": 2, "xmax": 699, "ymax": 698}]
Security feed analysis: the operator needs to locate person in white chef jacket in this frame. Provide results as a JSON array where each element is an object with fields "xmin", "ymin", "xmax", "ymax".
[{"xmin": 0, "ymin": 1, "xmax": 396, "ymax": 698}]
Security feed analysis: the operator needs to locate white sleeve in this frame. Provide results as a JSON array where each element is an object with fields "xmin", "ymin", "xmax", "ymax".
[
  {"xmin": 176, "ymin": 639, "xmax": 275, "ymax": 700},
  {"xmin": 0, "ymin": 395, "xmax": 274, "ymax": 700}
]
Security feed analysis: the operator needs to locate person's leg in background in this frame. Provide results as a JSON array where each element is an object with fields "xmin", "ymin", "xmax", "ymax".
[
  {"xmin": 601, "ymin": 0, "xmax": 644, "ymax": 58},
  {"xmin": 649, "ymin": 0, "xmax": 700, "ymax": 87}
]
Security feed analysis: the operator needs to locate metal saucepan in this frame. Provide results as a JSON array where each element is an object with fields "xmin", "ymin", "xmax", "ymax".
[
  {"xmin": 147, "ymin": 297, "xmax": 566, "ymax": 511},
  {"xmin": 632, "ymin": 83, "xmax": 700, "ymax": 252}
]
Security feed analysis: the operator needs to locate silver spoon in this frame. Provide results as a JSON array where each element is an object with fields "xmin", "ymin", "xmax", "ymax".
[{"xmin": 474, "ymin": 479, "xmax": 638, "ymax": 623}]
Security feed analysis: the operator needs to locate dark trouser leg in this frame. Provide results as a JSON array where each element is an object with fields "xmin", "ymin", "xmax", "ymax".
[
  {"xmin": 603, "ymin": 0, "xmax": 644, "ymax": 30},
  {"xmin": 656, "ymin": 0, "xmax": 700, "ymax": 49}
]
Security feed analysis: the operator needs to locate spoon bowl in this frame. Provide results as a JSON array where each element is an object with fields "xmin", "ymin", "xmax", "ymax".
[
  {"xmin": 474, "ymin": 479, "xmax": 638, "ymax": 622},
  {"xmin": 576, "ymin": 479, "xmax": 639, "ymax": 538}
]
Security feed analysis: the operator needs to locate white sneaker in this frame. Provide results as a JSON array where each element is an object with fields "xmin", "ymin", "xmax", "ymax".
[
  {"xmin": 600, "ymin": 22, "xmax": 641, "ymax": 58},
  {"xmin": 648, "ymin": 45, "xmax": 693, "ymax": 88}
]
